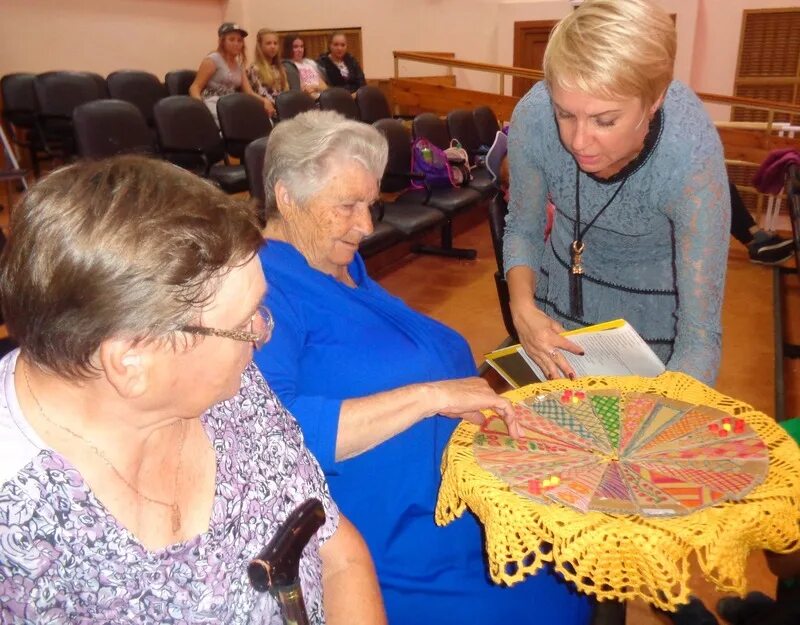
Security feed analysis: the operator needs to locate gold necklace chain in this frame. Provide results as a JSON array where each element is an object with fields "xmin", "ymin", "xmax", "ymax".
[{"xmin": 21, "ymin": 362, "xmax": 187, "ymax": 533}]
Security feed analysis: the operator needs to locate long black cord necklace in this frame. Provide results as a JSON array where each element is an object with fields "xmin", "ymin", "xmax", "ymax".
[{"xmin": 570, "ymin": 167, "xmax": 631, "ymax": 318}]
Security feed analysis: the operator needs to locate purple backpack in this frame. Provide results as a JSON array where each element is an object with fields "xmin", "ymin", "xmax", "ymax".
[{"xmin": 410, "ymin": 137, "xmax": 456, "ymax": 189}]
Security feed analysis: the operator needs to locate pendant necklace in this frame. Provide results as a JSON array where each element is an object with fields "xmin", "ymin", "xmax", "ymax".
[
  {"xmin": 22, "ymin": 363, "xmax": 187, "ymax": 533},
  {"xmin": 570, "ymin": 167, "xmax": 631, "ymax": 318}
]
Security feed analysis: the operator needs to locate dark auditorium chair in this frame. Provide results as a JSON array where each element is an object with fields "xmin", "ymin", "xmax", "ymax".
[
  {"xmin": 74, "ymin": 99, "xmax": 155, "ymax": 159},
  {"xmin": 786, "ymin": 163, "xmax": 800, "ymax": 270},
  {"xmin": 107, "ymin": 70, "xmax": 168, "ymax": 126},
  {"xmin": 34, "ymin": 71, "xmax": 104, "ymax": 158},
  {"xmin": 153, "ymin": 96, "xmax": 247, "ymax": 194},
  {"xmin": 473, "ymin": 105, "xmax": 500, "ymax": 148},
  {"xmin": 274, "ymin": 90, "xmax": 316, "ymax": 122},
  {"xmin": 1, "ymin": 72, "xmax": 49, "ymax": 176},
  {"xmin": 281, "ymin": 60, "xmax": 301, "ymax": 91},
  {"xmin": 358, "ymin": 201, "xmax": 406, "ymax": 259},
  {"xmin": 217, "ymin": 93, "xmax": 272, "ymax": 160},
  {"xmin": 165, "ymin": 69, "xmax": 197, "ymax": 96},
  {"xmin": 318, "ymin": 87, "xmax": 360, "ymax": 120},
  {"xmin": 355, "ymin": 85, "xmax": 392, "ymax": 124},
  {"xmin": 412, "ymin": 112, "xmax": 450, "ymax": 149},
  {"xmin": 83, "ymin": 71, "xmax": 109, "ymax": 98},
  {"xmin": 242, "ymin": 134, "xmax": 402, "ymax": 255},
  {"xmin": 244, "ymin": 135, "xmax": 268, "ymax": 224},
  {"xmin": 374, "ymin": 118, "xmax": 478, "ymax": 259},
  {"xmin": 446, "ymin": 109, "xmax": 483, "ymax": 157},
  {"xmin": 415, "ymin": 112, "xmax": 493, "ymax": 196},
  {"xmin": 487, "ymin": 192, "xmax": 517, "ymax": 340},
  {"xmin": 446, "ymin": 108, "xmax": 495, "ymax": 195}
]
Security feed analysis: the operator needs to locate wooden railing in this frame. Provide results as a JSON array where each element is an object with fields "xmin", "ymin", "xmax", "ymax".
[
  {"xmin": 393, "ymin": 51, "xmax": 543, "ymax": 96},
  {"xmin": 389, "ymin": 51, "xmax": 800, "ymax": 221}
]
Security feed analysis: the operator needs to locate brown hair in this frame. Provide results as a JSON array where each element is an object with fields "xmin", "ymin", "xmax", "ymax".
[
  {"xmin": 0, "ymin": 155, "xmax": 263, "ymax": 378},
  {"xmin": 217, "ymin": 31, "xmax": 248, "ymax": 67},
  {"xmin": 282, "ymin": 33, "xmax": 303, "ymax": 61},
  {"xmin": 328, "ymin": 31, "xmax": 347, "ymax": 48}
]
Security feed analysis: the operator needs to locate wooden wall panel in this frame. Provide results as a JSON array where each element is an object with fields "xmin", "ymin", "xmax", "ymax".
[
  {"xmin": 733, "ymin": 9, "xmax": 800, "ymax": 124},
  {"xmin": 388, "ymin": 78, "xmax": 520, "ymax": 122}
]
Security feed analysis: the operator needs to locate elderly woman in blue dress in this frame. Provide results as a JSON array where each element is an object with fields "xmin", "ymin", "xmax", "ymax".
[
  {"xmin": 504, "ymin": 0, "xmax": 729, "ymax": 385},
  {"xmin": 253, "ymin": 109, "xmax": 594, "ymax": 625}
]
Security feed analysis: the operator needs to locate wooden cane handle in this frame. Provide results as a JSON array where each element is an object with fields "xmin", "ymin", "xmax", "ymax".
[{"xmin": 248, "ymin": 498, "xmax": 326, "ymax": 592}]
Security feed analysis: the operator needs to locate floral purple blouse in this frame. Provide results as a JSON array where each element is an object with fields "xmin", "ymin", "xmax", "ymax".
[{"xmin": 0, "ymin": 350, "xmax": 339, "ymax": 624}]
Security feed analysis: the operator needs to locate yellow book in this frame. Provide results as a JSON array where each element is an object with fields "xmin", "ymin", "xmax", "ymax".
[{"xmin": 484, "ymin": 319, "xmax": 665, "ymax": 388}]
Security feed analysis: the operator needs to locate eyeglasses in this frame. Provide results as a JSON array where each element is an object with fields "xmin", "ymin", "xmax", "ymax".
[{"xmin": 181, "ymin": 305, "xmax": 274, "ymax": 350}]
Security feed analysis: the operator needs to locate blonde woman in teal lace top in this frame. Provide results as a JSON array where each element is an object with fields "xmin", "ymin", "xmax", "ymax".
[{"xmin": 504, "ymin": 0, "xmax": 729, "ymax": 386}]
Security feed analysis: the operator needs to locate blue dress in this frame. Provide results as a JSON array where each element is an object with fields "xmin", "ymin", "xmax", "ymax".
[
  {"xmin": 254, "ymin": 240, "xmax": 593, "ymax": 625},
  {"xmin": 504, "ymin": 81, "xmax": 730, "ymax": 385}
]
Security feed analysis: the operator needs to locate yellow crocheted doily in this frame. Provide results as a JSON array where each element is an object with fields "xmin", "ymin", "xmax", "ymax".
[{"xmin": 435, "ymin": 372, "xmax": 800, "ymax": 611}]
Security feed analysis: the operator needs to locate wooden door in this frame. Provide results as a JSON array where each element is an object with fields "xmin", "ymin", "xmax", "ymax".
[{"xmin": 513, "ymin": 20, "xmax": 556, "ymax": 97}]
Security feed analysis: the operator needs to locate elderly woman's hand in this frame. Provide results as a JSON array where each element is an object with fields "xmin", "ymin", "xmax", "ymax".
[
  {"xmin": 510, "ymin": 300, "xmax": 582, "ymax": 381},
  {"xmin": 430, "ymin": 378, "xmax": 521, "ymax": 438}
]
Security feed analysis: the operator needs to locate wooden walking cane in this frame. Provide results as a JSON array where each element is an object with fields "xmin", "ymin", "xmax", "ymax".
[{"xmin": 248, "ymin": 498, "xmax": 326, "ymax": 625}]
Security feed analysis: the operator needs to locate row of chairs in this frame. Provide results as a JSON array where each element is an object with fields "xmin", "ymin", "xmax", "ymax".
[
  {"xmin": 72, "ymin": 95, "xmax": 257, "ymax": 194},
  {"xmin": 244, "ymin": 105, "xmax": 502, "ymax": 260},
  {"xmin": 0, "ymin": 70, "xmax": 201, "ymax": 176},
  {"xmin": 0, "ymin": 68, "xmax": 400, "ymax": 177},
  {"xmin": 3, "ymin": 66, "xmax": 502, "ymax": 261},
  {"xmin": 70, "ymin": 96, "xmax": 498, "ymax": 260},
  {"xmin": 68, "ymin": 85, "xmax": 406, "ymax": 194}
]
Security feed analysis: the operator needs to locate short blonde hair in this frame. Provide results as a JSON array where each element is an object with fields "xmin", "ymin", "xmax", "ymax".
[{"xmin": 543, "ymin": 0, "xmax": 676, "ymax": 109}]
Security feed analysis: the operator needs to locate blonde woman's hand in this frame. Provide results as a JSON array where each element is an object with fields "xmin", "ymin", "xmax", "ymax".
[
  {"xmin": 263, "ymin": 98, "xmax": 276, "ymax": 117},
  {"xmin": 510, "ymin": 299, "xmax": 582, "ymax": 380},
  {"xmin": 430, "ymin": 378, "xmax": 521, "ymax": 438}
]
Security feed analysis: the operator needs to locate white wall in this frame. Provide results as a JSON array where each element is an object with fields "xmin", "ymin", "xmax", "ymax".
[
  {"xmin": 230, "ymin": 0, "xmax": 501, "ymax": 91},
  {"xmin": 0, "ymin": 0, "xmax": 791, "ymax": 123},
  {"xmin": 691, "ymin": 0, "xmax": 797, "ymax": 120},
  {"xmin": 0, "ymin": 0, "xmax": 224, "ymax": 79}
]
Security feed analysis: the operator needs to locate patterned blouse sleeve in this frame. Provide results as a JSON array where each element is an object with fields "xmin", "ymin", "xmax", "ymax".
[
  {"xmin": 285, "ymin": 409, "xmax": 340, "ymax": 544},
  {"xmin": 503, "ymin": 93, "xmax": 550, "ymax": 276},
  {"xmin": 662, "ymin": 131, "xmax": 730, "ymax": 385},
  {"xmin": 252, "ymin": 365, "xmax": 341, "ymax": 544},
  {"xmin": 246, "ymin": 65, "xmax": 263, "ymax": 98}
]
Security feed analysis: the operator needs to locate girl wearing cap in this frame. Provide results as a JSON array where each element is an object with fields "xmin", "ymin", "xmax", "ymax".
[
  {"xmin": 504, "ymin": 0, "xmax": 729, "ymax": 386},
  {"xmin": 190, "ymin": 23, "xmax": 273, "ymax": 122}
]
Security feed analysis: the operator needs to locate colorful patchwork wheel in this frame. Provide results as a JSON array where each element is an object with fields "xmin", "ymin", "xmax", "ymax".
[{"xmin": 473, "ymin": 389, "xmax": 769, "ymax": 516}]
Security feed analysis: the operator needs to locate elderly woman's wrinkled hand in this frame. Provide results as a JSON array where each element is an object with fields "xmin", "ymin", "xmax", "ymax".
[
  {"xmin": 511, "ymin": 302, "xmax": 582, "ymax": 381},
  {"xmin": 433, "ymin": 378, "xmax": 521, "ymax": 438}
]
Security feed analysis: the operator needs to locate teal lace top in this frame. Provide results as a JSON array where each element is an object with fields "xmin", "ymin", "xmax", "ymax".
[{"xmin": 504, "ymin": 80, "xmax": 730, "ymax": 385}]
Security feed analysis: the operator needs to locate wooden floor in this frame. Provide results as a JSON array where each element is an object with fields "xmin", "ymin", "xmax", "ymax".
[{"xmin": 374, "ymin": 210, "xmax": 799, "ymax": 624}]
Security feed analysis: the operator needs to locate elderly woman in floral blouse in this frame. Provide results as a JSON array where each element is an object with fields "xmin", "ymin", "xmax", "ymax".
[{"xmin": 0, "ymin": 155, "xmax": 385, "ymax": 625}]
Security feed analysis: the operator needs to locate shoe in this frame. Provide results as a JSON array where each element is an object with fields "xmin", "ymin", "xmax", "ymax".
[
  {"xmin": 716, "ymin": 591, "xmax": 774, "ymax": 624},
  {"xmin": 748, "ymin": 235, "xmax": 794, "ymax": 265}
]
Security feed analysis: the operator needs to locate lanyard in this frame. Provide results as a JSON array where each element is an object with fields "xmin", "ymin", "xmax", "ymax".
[{"xmin": 569, "ymin": 167, "xmax": 630, "ymax": 318}]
